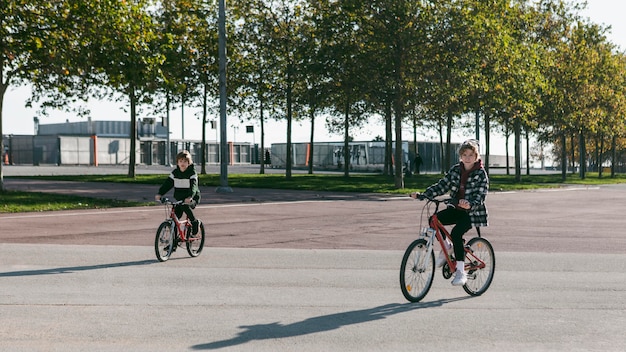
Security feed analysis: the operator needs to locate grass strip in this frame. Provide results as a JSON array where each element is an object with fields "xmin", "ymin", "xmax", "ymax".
[{"xmin": 3, "ymin": 172, "xmax": 624, "ymax": 213}]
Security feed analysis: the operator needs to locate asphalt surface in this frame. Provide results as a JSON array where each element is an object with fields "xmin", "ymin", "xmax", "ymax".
[{"xmin": 1, "ymin": 166, "xmax": 625, "ymax": 351}]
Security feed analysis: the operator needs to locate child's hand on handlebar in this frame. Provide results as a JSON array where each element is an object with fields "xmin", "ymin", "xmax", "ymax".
[{"xmin": 410, "ymin": 192, "xmax": 425, "ymax": 200}]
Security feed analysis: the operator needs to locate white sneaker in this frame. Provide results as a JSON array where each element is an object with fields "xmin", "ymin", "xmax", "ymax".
[{"xmin": 451, "ymin": 270, "xmax": 467, "ymax": 286}]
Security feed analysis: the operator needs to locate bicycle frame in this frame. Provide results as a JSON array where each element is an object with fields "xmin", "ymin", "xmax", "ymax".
[
  {"xmin": 428, "ymin": 214, "xmax": 457, "ymax": 271},
  {"xmin": 155, "ymin": 198, "xmax": 205, "ymax": 262},
  {"xmin": 163, "ymin": 201, "xmax": 191, "ymax": 242},
  {"xmin": 401, "ymin": 194, "xmax": 495, "ymax": 302}
]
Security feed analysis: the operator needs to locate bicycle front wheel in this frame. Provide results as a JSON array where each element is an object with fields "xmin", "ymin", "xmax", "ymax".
[
  {"xmin": 463, "ymin": 237, "xmax": 495, "ymax": 296},
  {"xmin": 186, "ymin": 221, "xmax": 205, "ymax": 257},
  {"xmin": 400, "ymin": 239, "xmax": 435, "ymax": 302},
  {"xmin": 155, "ymin": 221, "xmax": 175, "ymax": 262}
]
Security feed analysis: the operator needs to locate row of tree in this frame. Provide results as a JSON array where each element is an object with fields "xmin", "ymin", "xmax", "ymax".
[{"xmin": 2, "ymin": 0, "xmax": 625, "ymax": 191}]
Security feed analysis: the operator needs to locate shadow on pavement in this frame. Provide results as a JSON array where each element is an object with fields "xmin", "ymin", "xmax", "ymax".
[
  {"xmin": 0, "ymin": 259, "xmax": 156, "ymax": 277},
  {"xmin": 191, "ymin": 297, "xmax": 472, "ymax": 350}
]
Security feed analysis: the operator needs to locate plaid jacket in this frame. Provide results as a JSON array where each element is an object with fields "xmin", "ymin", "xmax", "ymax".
[{"xmin": 423, "ymin": 162, "xmax": 489, "ymax": 227}]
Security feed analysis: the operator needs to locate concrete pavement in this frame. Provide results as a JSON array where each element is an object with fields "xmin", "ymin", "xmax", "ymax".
[{"xmin": 1, "ymin": 245, "xmax": 624, "ymax": 351}]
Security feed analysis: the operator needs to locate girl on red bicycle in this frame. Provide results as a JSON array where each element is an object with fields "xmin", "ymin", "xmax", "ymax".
[{"xmin": 411, "ymin": 139, "xmax": 488, "ymax": 286}]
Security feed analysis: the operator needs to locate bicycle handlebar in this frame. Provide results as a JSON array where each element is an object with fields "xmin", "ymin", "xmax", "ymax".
[
  {"xmin": 410, "ymin": 192, "xmax": 456, "ymax": 205},
  {"xmin": 159, "ymin": 198, "xmax": 184, "ymax": 205},
  {"xmin": 159, "ymin": 197, "xmax": 197, "ymax": 207},
  {"xmin": 412, "ymin": 193, "xmax": 466, "ymax": 213}
]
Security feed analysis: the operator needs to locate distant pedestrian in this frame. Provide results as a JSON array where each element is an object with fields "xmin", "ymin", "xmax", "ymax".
[
  {"xmin": 265, "ymin": 150, "xmax": 271, "ymax": 165},
  {"xmin": 414, "ymin": 153, "xmax": 424, "ymax": 174}
]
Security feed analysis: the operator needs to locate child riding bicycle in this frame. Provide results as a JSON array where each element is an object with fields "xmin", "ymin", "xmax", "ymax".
[
  {"xmin": 410, "ymin": 139, "xmax": 488, "ymax": 286},
  {"xmin": 155, "ymin": 150, "xmax": 201, "ymax": 238}
]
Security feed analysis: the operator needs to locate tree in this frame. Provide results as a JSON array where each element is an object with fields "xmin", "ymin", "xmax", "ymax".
[
  {"xmin": 361, "ymin": 0, "xmax": 429, "ymax": 187},
  {"xmin": 0, "ymin": 0, "xmax": 54, "ymax": 190},
  {"xmin": 298, "ymin": 2, "xmax": 328, "ymax": 175},
  {"xmin": 155, "ymin": 0, "xmax": 219, "ymax": 173},
  {"xmin": 230, "ymin": 0, "xmax": 284, "ymax": 175},
  {"xmin": 70, "ymin": 0, "xmax": 164, "ymax": 178},
  {"xmin": 421, "ymin": 0, "xmax": 475, "ymax": 172},
  {"xmin": 317, "ymin": 0, "xmax": 370, "ymax": 178},
  {"xmin": 1, "ymin": 0, "xmax": 100, "ymax": 190}
]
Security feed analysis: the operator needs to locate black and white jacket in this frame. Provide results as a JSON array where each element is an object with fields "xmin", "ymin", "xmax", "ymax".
[
  {"xmin": 158, "ymin": 164, "xmax": 201, "ymax": 203},
  {"xmin": 422, "ymin": 162, "xmax": 489, "ymax": 227}
]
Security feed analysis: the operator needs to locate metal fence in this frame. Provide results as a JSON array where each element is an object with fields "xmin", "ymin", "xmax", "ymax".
[
  {"xmin": 2, "ymin": 135, "xmax": 253, "ymax": 166},
  {"xmin": 269, "ymin": 141, "xmax": 456, "ymax": 172}
]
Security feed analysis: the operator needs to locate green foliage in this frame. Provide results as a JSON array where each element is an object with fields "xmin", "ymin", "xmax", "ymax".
[
  {"xmin": 0, "ymin": 190, "xmax": 146, "ymax": 213},
  {"xmin": 3, "ymin": 0, "xmax": 626, "ymax": 190}
]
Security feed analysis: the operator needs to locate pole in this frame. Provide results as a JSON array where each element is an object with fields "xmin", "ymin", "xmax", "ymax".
[
  {"xmin": 166, "ymin": 94, "xmax": 171, "ymax": 166},
  {"xmin": 216, "ymin": 0, "xmax": 232, "ymax": 192}
]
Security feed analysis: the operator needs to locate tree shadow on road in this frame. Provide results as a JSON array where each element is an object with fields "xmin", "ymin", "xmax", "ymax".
[
  {"xmin": 0, "ymin": 259, "xmax": 156, "ymax": 277},
  {"xmin": 191, "ymin": 297, "xmax": 472, "ymax": 350}
]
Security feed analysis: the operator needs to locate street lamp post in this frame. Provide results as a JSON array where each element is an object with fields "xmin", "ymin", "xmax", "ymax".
[{"xmin": 216, "ymin": 0, "xmax": 232, "ymax": 193}]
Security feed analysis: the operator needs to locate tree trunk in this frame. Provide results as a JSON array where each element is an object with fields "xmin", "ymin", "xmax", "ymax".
[
  {"xmin": 128, "ymin": 85, "xmax": 137, "ymax": 178},
  {"xmin": 343, "ymin": 96, "xmax": 350, "ymax": 178},
  {"xmin": 598, "ymin": 135, "xmax": 603, "ymax": 178},
  {"xmin": 286, "ymin": 68, "xmax": 293, "ymax": 179},
  {"xmin": 259, "ymin": 97, "xmax": 265, "ymax": 174},
  {"xmin": 445, "ymin": 112, "xmax": 452, "ymax": 171},
  {"xmin": 505, "ymin": 123, "xmax": 510, "ymax": 175},
  {"xmin": 201, "ymin": 84, "xmax": 208, "ymax": 174},
  {"xmin": 438, "ymin": 121, "xmax": 444, "ymax": 174},
  {"xmin": 394, "ymin": 104, "xmax": 404, "ymax": 189},
  {"xmin": 579, "ymin": 129, "xmax": 585, "ymax": 179},
  {"xmin": 484, "ymin": 112, "xmax": 490, "ymax": 174},
  {"xmin": 384, "ymin": 101, "xmax": 392, "ymax": 176},
  {"xmin": 525, "ymin": 127, "xmax": 530, "ymax": 175},
  {"xmin": 308, "ymin": 108, "xmax": 315, "ymax": 175},
  {"xmin": 570, "ymin": 135, "xmax": 576, "ymax": 173},
  {"xmin": 561, "ymin": 133, "xmax": 567, "ymax": 182},
  {"xmin": 0, "ymin": 80, "xmax": 6, "ymax": 191},
  {"xmin": 611, "ymin": 134, "xmax": 616, "ymax": 178},
  {"xmin": 514, "ymin": 118, "xmax": 521, "ymax": 182}
]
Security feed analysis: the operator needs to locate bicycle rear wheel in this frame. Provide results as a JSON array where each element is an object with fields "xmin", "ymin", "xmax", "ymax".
[
  {"xmin": 400, "ymin": 239, "xmax": 435, "ymax": 302},
  {"xmin": 463, "ymin": 237, "xmax": 495, "ymax": 296},
  {"xmin": 155, "ymin": 221, "xmax": 175, "ymax": 262},
  {"xmin": 186, "ymin": 221, "xmax": 205, "ymax": 257}
]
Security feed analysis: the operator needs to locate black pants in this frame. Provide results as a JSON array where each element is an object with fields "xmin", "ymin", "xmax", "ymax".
[
  {"xmin": 174, "ymin": 204, "xmax": 196, "ymax": 222},
  {"xmin": 436, "ymin": 207, "xmax": 472, "ymax": 261}
]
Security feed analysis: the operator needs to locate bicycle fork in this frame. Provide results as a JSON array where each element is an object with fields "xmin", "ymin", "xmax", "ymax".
[{"xmin": 415, "ymin": 228, "xmax": 436, "ymax": 272}]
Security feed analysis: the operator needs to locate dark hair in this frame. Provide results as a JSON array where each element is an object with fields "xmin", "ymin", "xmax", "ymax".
[{"xmin": 176, "ymin": 150, "xmax": 193, "ymax": 164}]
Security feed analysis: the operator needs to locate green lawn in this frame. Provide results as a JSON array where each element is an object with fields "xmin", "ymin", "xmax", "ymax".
[
  {"xmin": 2, "ymin": 171, "xmax": 625, "ymax": 213},
  {"xmin": 0, "ymin": 191, "xmax": 146, "ymax": 213}
]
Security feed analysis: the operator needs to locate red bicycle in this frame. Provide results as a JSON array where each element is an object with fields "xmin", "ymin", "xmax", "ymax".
[
  {"xmin": 400, "ymin": 194, "xmax": 495, "ymax": 302},
  {"xmin": 155, "ymin": 198, "xmax": 205, "ymax": 262}
]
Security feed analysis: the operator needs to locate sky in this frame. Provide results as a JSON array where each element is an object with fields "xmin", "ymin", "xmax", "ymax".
[{"xmin": 2, "ymin": 0, "xmax": 625, "ymax": 157}]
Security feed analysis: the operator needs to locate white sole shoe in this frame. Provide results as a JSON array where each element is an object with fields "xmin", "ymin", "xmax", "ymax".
[{"xmin": 451, "ymin": 271, "xmax": 467, "ymax": 286}]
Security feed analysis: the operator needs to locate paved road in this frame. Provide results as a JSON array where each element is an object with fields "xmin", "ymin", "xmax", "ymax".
[{"xmin": 1, "ymin": 167, "xmax": 625, "ymax": 351}]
